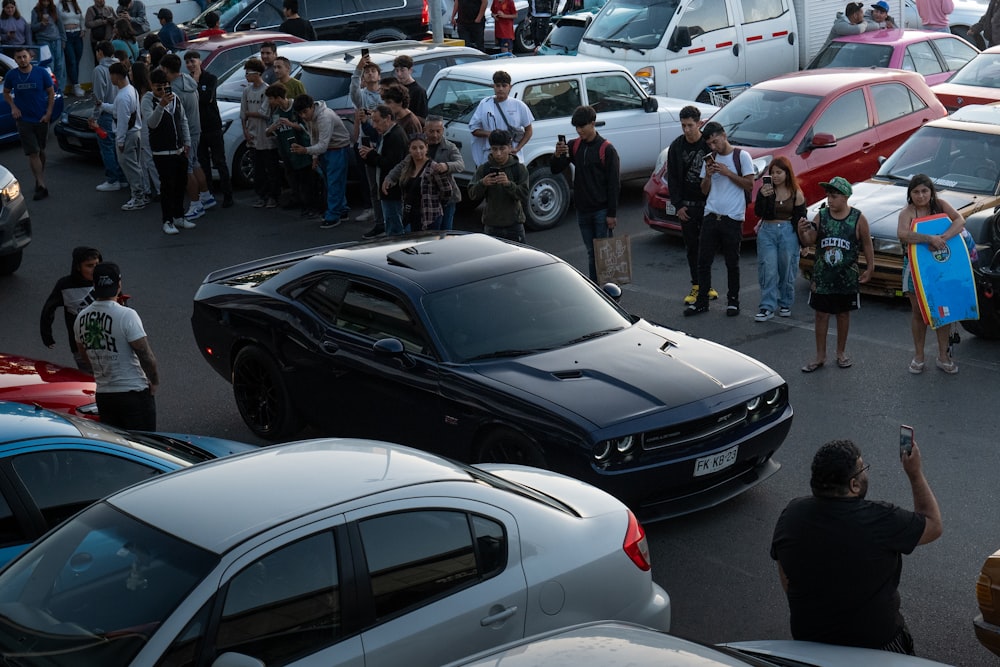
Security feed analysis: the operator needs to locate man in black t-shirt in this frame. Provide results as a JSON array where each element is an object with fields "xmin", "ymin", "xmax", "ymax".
[
  {"xmin": 452, "ymin": 0, "xmax": 487, "ymax": 51},
  {"xmin": 279, "ymin": 0, "xmax": 317, "ymax": 40},
  {"xmin": 771, "ymin": 438, "xmax": 942, "ymax": 655}
]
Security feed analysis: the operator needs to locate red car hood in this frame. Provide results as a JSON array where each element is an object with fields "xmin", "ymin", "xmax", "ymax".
[{"xmin": 0, "ymin": 353, "xmax": 97, "ymax": 417}]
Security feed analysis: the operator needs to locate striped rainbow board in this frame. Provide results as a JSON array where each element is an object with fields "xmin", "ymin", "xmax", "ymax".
[{"xmin": 908, "ymin": 214, "xmax": 978, "ymax": 329}]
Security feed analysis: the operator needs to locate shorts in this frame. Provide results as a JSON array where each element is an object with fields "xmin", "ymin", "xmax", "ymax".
[
  {"xmin": 498, "ymin": 37, "xmax": 514, "ymax": 50},
  {"xmin": 901, "ymin": 255, "xmax": 914, "ymax": 294},
  {"xmin": 187, "ymin": 135, "xmax": 201, "ymax": 172},
  {"xmin": 809, "ymin": 291, "xmax": 859, "ymax": 314},
  {"xmin": 17, "ymin": 120, "xmax": 48, "ymax": 155}
]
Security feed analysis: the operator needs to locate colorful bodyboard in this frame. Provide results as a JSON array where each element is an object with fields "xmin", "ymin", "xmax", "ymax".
[{"xmin": 907, "ymin": 214, "xmax": 978, "ymax": 329}]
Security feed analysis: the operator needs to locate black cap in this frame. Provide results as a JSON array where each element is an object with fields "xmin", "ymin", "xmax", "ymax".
[
  {"xmin": 156, "ymin": 7, "xmax": 172, "ymax": 19},
  {"xmin": 93, "ymin": 262, "xmax": 121, "ymax": 298}
]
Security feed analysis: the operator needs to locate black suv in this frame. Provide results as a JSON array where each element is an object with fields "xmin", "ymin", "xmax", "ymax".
[{"xmin": 181, "ymin": 0, "xmax": 429, "ymax": 43}]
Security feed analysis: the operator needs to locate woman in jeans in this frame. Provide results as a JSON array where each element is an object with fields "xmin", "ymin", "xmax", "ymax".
[
  {"xmin": 58, "ymin": 0, "xmax": 83, "ymax": 96},
  {"xmin": 31, "ymin": 0, "xmax": 65, "ymax": 88},
  {"xmin": 753, "ymin": 156, "xmax": 806, "ymax": 322}
]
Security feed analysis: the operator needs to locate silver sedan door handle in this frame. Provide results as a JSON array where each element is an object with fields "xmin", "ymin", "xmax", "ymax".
[{"xmin": 480, "ymin": 605, "xmax": 518, "ymax": 627}]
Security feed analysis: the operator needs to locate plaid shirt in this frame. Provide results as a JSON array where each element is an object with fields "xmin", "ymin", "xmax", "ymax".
[{"xmin": 414, "ymin": 161, "xmax": 453, "ymax": 229}]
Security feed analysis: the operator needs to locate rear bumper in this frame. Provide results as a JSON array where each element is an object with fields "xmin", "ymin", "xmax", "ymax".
[{"xmin": 974, "ymin": 614, "xmax": 1000, "ymax": 657}]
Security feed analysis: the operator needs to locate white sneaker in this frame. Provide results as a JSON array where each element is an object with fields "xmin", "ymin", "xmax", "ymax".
[
  {"xmin": 200, "ymin": 193, "xmax": 217, "ymax": 210},
  {"xmin": 73, "ymin": 84, "xmax": 85, "ymax": 97},
  {"xmin": 162, "ymin": 220, "xmax": 179, "ymax": 235},
  {"xmin": 121, "ymin": 197, "xmax": 146, "ymax": 211},
  {"xmin": 117, "ymin": 181, "xmax": 130, "ymax": 189},
  {"xmin": 356, "ymin": 208, "xmax": 374, "ymax": 223},
  {"xmin": 175, "ymin": 216, "xmax": 196, "ymax": 229},
  {"xmin": 185, "ymin": 202, "xmax": 205, "ymax": 220},
  {"xmin": 96, "ymin": 180, "xmax": 120, "ymax": 192}
]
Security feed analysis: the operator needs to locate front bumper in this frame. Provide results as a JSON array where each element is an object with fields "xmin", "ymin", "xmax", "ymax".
[
  {"xmin": 0, "ymin": 191, "xmax": 30, "ymax": 257},
  {"xmin": 643, "ymin": 175, "xmax": 683, "ymax": 236},
  {"xmin": 799, "ymin": 249, "xmax": 904, "ymax": 298},
  {"xmin": 54, "ymin": 118, "xmax": 99, "ymax": 155}
]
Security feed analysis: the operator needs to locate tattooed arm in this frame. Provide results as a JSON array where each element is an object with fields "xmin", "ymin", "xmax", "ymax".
[{"xmin": 130, "ymin": 337, "xmax": 160, "ymax": 395}]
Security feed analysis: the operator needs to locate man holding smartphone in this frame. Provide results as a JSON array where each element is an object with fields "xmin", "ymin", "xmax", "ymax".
[{"xmin": 770, "ymin": 437, "xmax": 942, "ymax": 655}]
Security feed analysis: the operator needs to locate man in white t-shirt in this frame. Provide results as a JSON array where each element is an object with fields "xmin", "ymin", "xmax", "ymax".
[
  {"xmin": 684, "ymin": 120, "xmax": 754, "ymax": 318},
  {"xmin": 74, "ymin": 263, "xmax": 160, "ymax": 431},
  {"xmin": 469, "ymin": 70, "xmax": 534, "ymax": 166}
]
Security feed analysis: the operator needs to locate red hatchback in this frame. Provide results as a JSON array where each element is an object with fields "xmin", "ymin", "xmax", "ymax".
[
  {"xmin": 932, "ymin": 45, "xmax": 1000, "ymax": 111},
  {"xmin": 182, "ymin": 31, "xmax": 305, "ymax": 75},
  {"xmin": 0, "ymin": 352, "xmax": 97, "ymax": 420},
  {"xmin": 643, "ymin": 69, "xmax": 947, "ymax": 237}
]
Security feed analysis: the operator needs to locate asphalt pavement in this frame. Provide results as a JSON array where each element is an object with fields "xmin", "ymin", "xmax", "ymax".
[{"xmin": 1, "ymin": 141, "xmax": 999, "ymax": 666}]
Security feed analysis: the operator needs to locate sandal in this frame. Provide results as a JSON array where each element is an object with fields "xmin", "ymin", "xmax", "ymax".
[
  {"xmin": 935, "ymin": 358, "xmax": 958, "ymax": 374},
  {"xmin": 837, "ymin": 356, "xmax": 853, "ymax": 369},
  {"xmin": 908, "ymin": 359, "xmax": 924, "ymax": 374},
  {"xmin": 801, "ymin": 360, "xmax": 825, "ymax": 373}
]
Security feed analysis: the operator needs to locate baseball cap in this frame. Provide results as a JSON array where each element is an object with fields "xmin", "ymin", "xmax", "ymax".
[
  {"xmin": 156, "ymin": 8, "xmax": 172, "ymax": 20},
  {"xmin": 820, "ymin": 176, "xmax": 853, "ymax": 196},
  {"xmin": 871, "ymin": 0, "xmax": 890, "ymax": 11},
  {"xmin": 845, "ymin": 1, "xmax": 864, "ymax": 13},
  {"xmin": 93, "ymin": 262, "xmax": 122, "ymax": 298}
]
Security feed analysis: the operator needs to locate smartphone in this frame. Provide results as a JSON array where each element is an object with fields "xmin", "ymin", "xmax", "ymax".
[
  {"xmin": 704, "ymin": 154, "xmax": 715, "ymax": 166},
  {"xmin": 763, "ymin": 175, "xmax": 772, "ymax": 186},
  {"xmin": 558, "ymin": 134, "xmax": 566, "ymax": 144},
  {"xmin": 489, "ymin": 167, "xmax": 502, "ymax": 175},
  {"xmin": 900, "ymin": 424, "xmax": 914, "ymax": 457},
  {"xmin": 360, "ymin": 136, "xmax": 371, "ymax": 148},
  {"xmin": 163, "ymin": 84, "xmax": 171, "ymax": 96},
  {"xmin": 361, "ymin": 47, "xmax": 370, "ymax": 58}
]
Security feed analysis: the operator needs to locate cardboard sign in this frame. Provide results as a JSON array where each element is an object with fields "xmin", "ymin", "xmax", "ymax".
[{"xmin": 594, "ymin": 235, "xmax": 632, "ymax": 285}]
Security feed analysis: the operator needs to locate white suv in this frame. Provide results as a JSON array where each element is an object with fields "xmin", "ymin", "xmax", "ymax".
[{"xmin": 427, "ymin": 56, "xmax": 714, "ymax": 230}]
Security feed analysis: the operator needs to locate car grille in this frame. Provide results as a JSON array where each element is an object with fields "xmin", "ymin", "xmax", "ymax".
[
  {"xmin": 66, "ymin": 115, "xmax": 93, "ymax": 132},
  {"xmin": 642, "ymin": 404, "xmax": 748, "ymax": 453}
]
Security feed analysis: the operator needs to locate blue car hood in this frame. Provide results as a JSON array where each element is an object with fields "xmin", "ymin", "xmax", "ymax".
[{"xmin": 470, "ymin": 322, "xmax": 775, "ymax": 429}]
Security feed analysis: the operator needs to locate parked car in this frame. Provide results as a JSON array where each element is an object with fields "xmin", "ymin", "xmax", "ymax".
[
  {"xmin": 797, "ymin": 104, "xmax": 1000, "ymax": 305},
  {"xmin": 0, "ymin": 400, "xmax": 255, "ymax": 566},
  {"xmin": 0, "ymin": 51, "xmax": 64, "ymax": 147},
  {"xmin": 444, "ymin": 621, "xmax": 953, "ymax": 667},
  {"xmin": 932, "ymin": 45, "xmax": 1000, "ymax": 110},
  {"xmin": 976, "ymin": 548, "xmax": 1000, "ymax": 657},
  {"xmin": 807, "ymin": 29, "xmax": 978, "ymax": 86},
  {"xmin": 217, "ymin": 40, "xmax": 489, "ymax": 187},
  {"xmin": 180, "ymin": 0, "xmax": 429, "ymax": 43},
  {"xmin": 0, "ymin": 352, "xmax": 96, "ymax": 418},
  {"xmin": 537, "ymin": 8, "xmax": 601, "ymax": 56},
  {"xmin": 0, "ymin": 165, "xmax": 29, "ymax": 275},
  {"xmin": 191, "ymin": 232, "xmax": 792, "ymax": 521},
  {"xmin": 643, "ymin": 68, "xmax": 947, "ymax": 238},
  {"xmin": 54, "ymin": 31, "xmax": 304, "ymax": 156},
  {"xmin": 0, "ymin": 438, "xmax": 671, "ymax": 665},
  {"xmin": 427, "ymin": 57, "xmax": 715, "ymax": 230}
]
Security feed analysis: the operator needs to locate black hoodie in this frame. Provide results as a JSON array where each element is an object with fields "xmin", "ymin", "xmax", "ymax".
[{"xmin": 40, "ymin": 247, "xmax": 100, "ymax": 350}]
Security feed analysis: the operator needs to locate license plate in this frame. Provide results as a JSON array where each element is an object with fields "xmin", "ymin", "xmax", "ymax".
[
  {"xmin": 664, "ymin": 203, "xmax": 676, "ymax": 216},
  {"xmin": 694, "ymin": 445, "xmax": 738, "ymax": 477},
  {"xmin": 67, "ymin": 136, "xmax": 82, "ymax": 146}
]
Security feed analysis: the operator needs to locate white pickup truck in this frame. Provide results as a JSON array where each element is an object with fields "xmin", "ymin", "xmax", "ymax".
[{"xmin": 426, "ymin": 56, "xmax": 714, "ymax": 230}]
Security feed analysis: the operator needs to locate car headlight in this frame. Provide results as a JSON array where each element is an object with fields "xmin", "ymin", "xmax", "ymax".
[
  {"xmin": 764, "ymin": 388, "xmax": 781, "ymax": 406},
  {"xmin": 634, "ymin": 66, "xmax": 655, "ymax": 95},
  {"xmin": 872, "ymin": 237, "xmax": 903, "ymax": 255},
  {"xmin": 1, "ymin": 178, "xmax": 20, "ymax": 202},
  {"xmin": 652, "ymin": 148, "xmax": 670, "ymax": 178},
  {"xmin": 60, "ymin": 111, "xmax": 69, "ymax": 123},
  {"xmin": 593, "ymin": 435, "xmax": 637, "ymax": 463},
  {"xmin": 746, "ymin": 396, "xmax": 761, "ymax": 411},
  {"xmin": 593, "ymin": 441, "xmax": 612, "ymax": 462},
  {"xmin": 751, "ymin": 155, "xmax": 773, "ymax": 178}
]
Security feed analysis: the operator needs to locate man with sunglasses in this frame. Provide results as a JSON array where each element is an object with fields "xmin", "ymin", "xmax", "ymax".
[{"xmin": 770, "ymin": 438, "xmax": 942, "ymax": 655}]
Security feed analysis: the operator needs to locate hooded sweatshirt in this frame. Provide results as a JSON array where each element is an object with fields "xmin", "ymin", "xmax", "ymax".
[
  {"xmin": 92, "ymin": 55, "xmax": 118, "ymax": 118},
  {"xmin": 468, "ymin": 154, "xmax": 529, "ymax": 227},
  {"xmin": 303, "ymin": 100, "xmax": 350, "ymax": 154},
  {"xmin": 40, "ymin": 247, "xmax": 100, "ymax": 350},
  {"xmin": 170, "ymin": 70, "xmax": 201, "ymax": 139}
]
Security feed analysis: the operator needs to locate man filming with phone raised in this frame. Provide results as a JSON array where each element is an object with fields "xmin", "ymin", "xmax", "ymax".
[{"xmin": 770, "ymin": 436, "xmax": 942, "ymax": 656}]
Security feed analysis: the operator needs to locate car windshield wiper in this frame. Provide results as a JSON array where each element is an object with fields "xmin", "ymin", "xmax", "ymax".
[
  {"xmin": 565, "ymin": 327, "xmax": 622, "ymax": 345},
  {"xmin": 877, "ymin": 173, "xmax": 910, "ymax": 183},
  {"xmin": 581, "ymin": 37, "xmax": 646, "ymax": 54},
  {"xmin": 467, "ymin": 348, "xmax": 547, "ymax": 361}
]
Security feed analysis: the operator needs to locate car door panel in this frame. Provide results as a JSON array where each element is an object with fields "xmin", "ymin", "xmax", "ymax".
[
  {"xmin": 346, "ymin": 500, "xmax": 527, "ymax": 667},
  {"xmin": 804, "ymin": 87, "xmax": 877, "ymax": 187}
]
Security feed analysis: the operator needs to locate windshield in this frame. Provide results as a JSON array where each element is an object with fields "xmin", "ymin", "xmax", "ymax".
[
  {"xmin": 0, "ymin": 503, "xmax": 217, "ymax": 666},
  {"xmin": 582, "ymin": 0, "xmax": 679, "ymax": 50},
  {"xmin": 422, "ymin": 263, "xmax": 633, "ymax": 362},
  {"xmin": 427, "ymin": 78, "xmax": 492, "ymax": 122},
  {"xmin": 948, "ymin": 52, "xmax": 1000, "ymax": 87},
  {"xmin": 544, "ymin": 21, "xmax": 588, "ymax": 53},
  {"xmin": 299, "ymin": 68, "xmax": 353, "ymax": 109},
  {"xmin": 876, "ymin": 125, "xmax": 1000, "ymax": 194},
  {"xmin": 56, "ymin": 413, "xmax": 212, "ymax": 465},
  {"xmin": 710, "ymin": 88, "xmax": 821, "ymax": 148},
  {"xmin": 808, "ymin": 42, "xmax": 892, "ymax": 69},
  {"xmin": 190, "ymin": 0, "xmax": 258, "ymax": 28}
]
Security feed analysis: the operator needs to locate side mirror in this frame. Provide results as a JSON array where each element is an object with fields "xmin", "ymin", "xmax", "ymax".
[
  {"xmin": 602, "ymin": 283, "xmax": 622, "ymax": 302},
  {"xmin": 212, "ymin": 653, "xmax": 265, "ymax": 667},
  {"xmin": 373, "ymin": 338, "xmax": 415, "ymax": 368},
  {"xmin": 810, "ymin": 132, "xmax": 837, "ymax": 149},
  {"xmin": 667, "ymin": 26, "xmax": 691, "ymax": 52},
  {"xmin": 643, "ymin": 96, "xmax": 658, "ymax": 113}
]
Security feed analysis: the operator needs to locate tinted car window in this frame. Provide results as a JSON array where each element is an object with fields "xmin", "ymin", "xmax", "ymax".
[
  {"xmin": 335, "ymin": 283, "xmax": 427, "ymax": 353},
  {"xmin": 11, "ymin": 450, "xmax": 160, "ymax": 528},
  {"xmin": 903, "ymin": 40, "xmax": 944, "ymax": 76},
  {"xmin": 586, "ymin": 74, "xmax": 642, "ymax": 113},
  {"xmin": 205, "ymin": 45, "xmax": 252, "ymax": 75},
  {"xmin": 813, "ymin": 88, "xmax": 868, "ymax": 139},
  {"xmin": 523, "ymin": 79, "xmax": 581, "ymax": 120},
  {"xmin": 949, "ymin": 52, "xmax": 1000, "ymax": 86},
  {"xmin": 871, "ymin": 82, "xmax": 920, "ymax": 123},
  {"xmin": 216, "ymin": 532, "xmax": 341, "ymax": 663},
  {"xmin": 235, "ymin": 0, "xmax": 283, "ymax": 29},
  {"xmin": 933, "ymin": 35, "xmax": 978, "ymax": 70},
  {"xmin": 0, "ymin": 493, "xmax": 24, "ymax": 548},
  {"xmin": 299, "ymin": 68, "xmax": 353, "ymax": 109},
  {"xmin": 705, "ymin": 88, "xmax": 821, "ymax": 148},
  {"xmin": 358, "ymin": 510, "xmax": 505, "ymax": 621},
  {"xmin": 741, "ymin": 0, "xmax": 785, "ymax": 22},
  {"xmin": 810, "ymin": 42, "xmax": 891, "ymax": 68},
  {"xmin": 427, "ymin": 78, "xmax": 493, "ymax": 121},
  {"xmin": 679, "ymin": 0, "xmax": 732, "ymax": 38}
]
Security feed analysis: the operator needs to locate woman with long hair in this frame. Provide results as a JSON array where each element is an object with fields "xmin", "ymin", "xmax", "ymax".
[
  {"xmin": 753, "ymin": 155, "xmax": 806, "ymax": 321},
  {"xmin": 0, "ymin": 0, "xmax": 33, "ymax": 46},
  {"xmin": 130, "ymin": 60, "xmax": 161, "ymax": 201},
  {"xmin": 57, "ymin": 0, "xmax": 83, "ymax": 95},
  {"xmin": 386, "ymin": 133, "xmax": 453, "ymax": 233},
  {"xmin": 896, "ymin": 173, "xmax": 966, "ymax": 374},
  {"xmin": 111, "ymin": 16, "xmax": 137, "ymax": 60},
  {"xmin": 31, "ymin": 0, "xmax": 65, "ymax": 87}
]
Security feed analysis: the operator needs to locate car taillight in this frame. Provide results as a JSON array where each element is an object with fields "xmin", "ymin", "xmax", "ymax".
[
  {"xmin": 623, "ymin": 510, "xmax": 651, "ymax": 571},
  {"xmin": 421, "ymin": 0, "xmax": 428, "ymax": 26}
]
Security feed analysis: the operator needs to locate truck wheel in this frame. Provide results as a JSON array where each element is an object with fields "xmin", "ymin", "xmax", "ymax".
[
  {"xmin": 961, "ymin": 302, "xmax": 1000, "ymax": 339},
  {"xmin": 0, "ymin": 250, "xmax": 22, "ymax": 276},
  {"xmin": 514, "ymin": 22, "xmax": 535, "ymax": 53},
  {"xmin": 525, "ymin": 165, "xmax": 569, "ymax": 231},
  {"xmin": 363, "ymin": 28, "xmax": 407, "ymax": 42}
]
